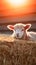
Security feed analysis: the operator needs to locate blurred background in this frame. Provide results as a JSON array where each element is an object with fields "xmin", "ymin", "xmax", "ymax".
[{"xmin": 0, "ymin": 0, "xmax": 36, "ymax": 33}]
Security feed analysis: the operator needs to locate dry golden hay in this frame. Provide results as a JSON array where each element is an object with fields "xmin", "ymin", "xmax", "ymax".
[
  {"xmin": 0, "ymin": 35, "xmax": 36, "ymax": 65},
  {"xmin": 0, "ymin": 35, "xmax": 36, "ymax": 43}
]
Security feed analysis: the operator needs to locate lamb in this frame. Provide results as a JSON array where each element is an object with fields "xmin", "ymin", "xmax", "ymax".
[{"xmin": 7, "ymin": 23, "xmax": 36, "ymax": 40}]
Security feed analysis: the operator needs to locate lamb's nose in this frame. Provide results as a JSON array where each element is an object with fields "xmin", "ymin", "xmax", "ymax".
[{"xmin": 17, "ymin": 34, "xmax": 19, "ymax": 37}]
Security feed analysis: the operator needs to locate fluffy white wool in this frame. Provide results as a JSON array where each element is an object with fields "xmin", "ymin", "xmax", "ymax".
[{"xmin": 7, "ymin": 23, "xmax": 36, "ymax": 40}]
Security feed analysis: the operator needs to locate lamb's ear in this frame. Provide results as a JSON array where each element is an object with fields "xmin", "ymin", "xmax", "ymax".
[
  {"xmin": 24, "ymin": 24, "xmax": 31, "ymax": 30},
  {"xmin": 7, "ymin": 25, "xmax": 14, "ymax": 30}
]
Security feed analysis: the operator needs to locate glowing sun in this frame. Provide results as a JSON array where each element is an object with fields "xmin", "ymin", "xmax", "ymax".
[{"xmin": 5, "ymin": 0, "xmax": 28, "ymax": 7}]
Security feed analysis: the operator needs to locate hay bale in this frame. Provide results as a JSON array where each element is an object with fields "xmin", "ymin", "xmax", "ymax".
[{"xmin": 0, "ymin": 36, "xmax": 36, "ymax": 65}]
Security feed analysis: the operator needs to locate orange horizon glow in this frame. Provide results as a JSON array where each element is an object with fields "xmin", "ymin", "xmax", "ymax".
[{"xmin": 0, "ymin": 0, "xmax": 36, "ymax": 16}]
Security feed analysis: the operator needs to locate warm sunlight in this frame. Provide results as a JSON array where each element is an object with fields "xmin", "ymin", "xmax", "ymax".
[
  {"xmin": 1, "ymin": 0, "xmax": 35, "ymax": 16},
  {"xmin": 5, "ymin": 0, "xmax": 28, "ymax": 7}
]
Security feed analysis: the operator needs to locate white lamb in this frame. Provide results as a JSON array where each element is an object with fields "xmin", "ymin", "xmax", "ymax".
[{"xmin": 7, "ymin": 23, "xmax": 36, "ymax": 40}]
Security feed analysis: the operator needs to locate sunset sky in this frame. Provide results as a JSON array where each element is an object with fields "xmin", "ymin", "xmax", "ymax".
[{"xmin": 0, "ymin": 0, "xmax": 36, "ymax": 17}]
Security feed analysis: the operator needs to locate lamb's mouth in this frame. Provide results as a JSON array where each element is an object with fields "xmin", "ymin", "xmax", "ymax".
[{"xmin": 16, "ymin": 36, "xmax": 24, "ymax": 39}]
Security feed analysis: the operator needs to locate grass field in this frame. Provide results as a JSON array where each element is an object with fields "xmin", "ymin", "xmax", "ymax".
[{"xmin": 0, "ymin": 33, "xmax": 36, "ymax": 65}]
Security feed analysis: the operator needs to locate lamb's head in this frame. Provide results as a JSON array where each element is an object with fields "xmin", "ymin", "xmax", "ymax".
[{"xmin": 7, "ymin": 23, "xmax": 31, "ymax": 39}]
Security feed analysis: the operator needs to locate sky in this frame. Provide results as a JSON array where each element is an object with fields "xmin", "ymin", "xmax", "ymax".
[
  {"xmin": 0, "ymin": 0, "xmax": 36, "ymax": 17},
  {"xmin": 0, "ymin": 0, "xmax": 36, "ymax": 24}
]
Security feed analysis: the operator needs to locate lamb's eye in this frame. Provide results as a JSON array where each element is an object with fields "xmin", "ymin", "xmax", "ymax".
[{"xmin": 22, "ymin": 29, "xmax": 24, "ymax": 31}]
